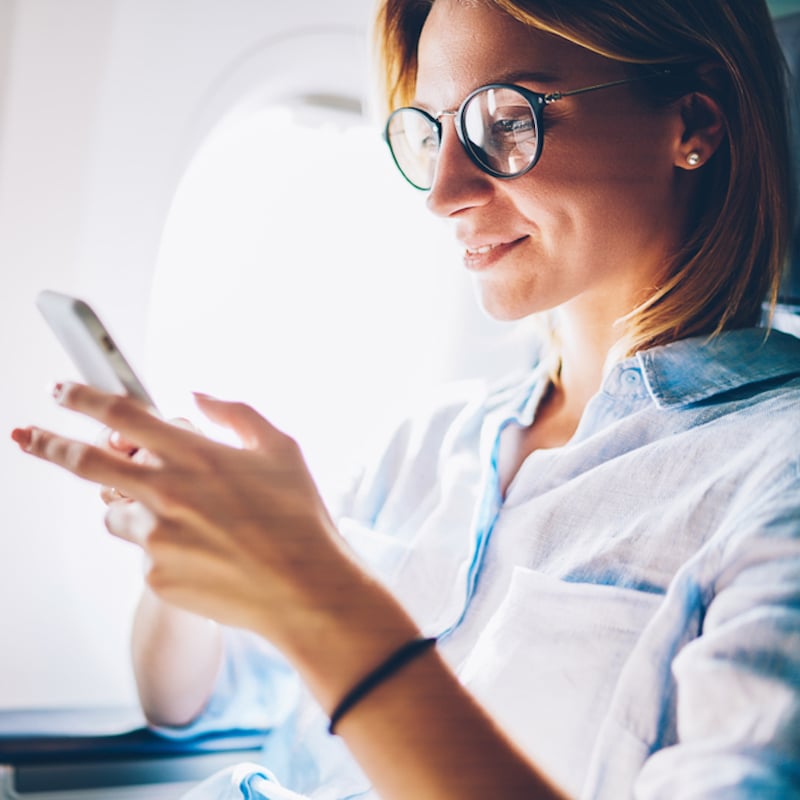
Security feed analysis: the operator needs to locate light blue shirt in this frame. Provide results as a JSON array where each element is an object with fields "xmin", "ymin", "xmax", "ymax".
[{"xmin": 169, "ymin": 327, "xmax": 800, "ymax": 799}]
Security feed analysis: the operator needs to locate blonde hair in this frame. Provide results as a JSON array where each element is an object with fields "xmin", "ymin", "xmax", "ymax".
[{"xmin": 373, "ymin": 0, "xmax": 793, "ymax": 357}]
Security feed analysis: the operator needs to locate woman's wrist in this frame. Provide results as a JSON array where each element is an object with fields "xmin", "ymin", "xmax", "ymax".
[
  {"xmin": 328, "ymin": 635, "xmax": 438, "ymax": 735},
  {"xmin": 256, "ymin": 548, "xmax": 422, "ymax": 717}
]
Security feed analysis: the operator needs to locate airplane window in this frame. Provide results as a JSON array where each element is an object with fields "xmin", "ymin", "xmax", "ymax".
[{"xmin": 148, "ymin": 102, "xmax": 538, "ymax": 500}]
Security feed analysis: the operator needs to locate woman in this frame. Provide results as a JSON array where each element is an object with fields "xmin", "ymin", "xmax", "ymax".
[{"xmin": 11, "ymin": 0, "xmax": 800, "ymax": 797}]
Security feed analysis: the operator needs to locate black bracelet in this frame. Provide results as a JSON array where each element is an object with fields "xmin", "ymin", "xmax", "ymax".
[{"xmin": 327, "ymin": 636, "xmax": 438, "ymax": 735}]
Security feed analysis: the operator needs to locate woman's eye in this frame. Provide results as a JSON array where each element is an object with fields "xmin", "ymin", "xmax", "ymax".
[
  {"xmin": 493, "ymin": 118, "xmax": 533, "ymax": 135},
  {"xmin": 489, "ymin": 116, "xmax": 536, "ymax": 154},
  {"xmin": 421, "ymin": 134, "xmax": 439, "ymax": 152}
]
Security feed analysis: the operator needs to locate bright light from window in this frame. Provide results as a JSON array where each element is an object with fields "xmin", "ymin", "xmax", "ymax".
[{"xmin": 147, "ymin": 104, "xmax": 534, "ymax": 501}]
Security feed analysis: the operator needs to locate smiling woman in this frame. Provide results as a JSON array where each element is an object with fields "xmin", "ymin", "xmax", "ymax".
[{"xmin": 9, "ymin": 0, "xmax": 800, "ymax": 799}]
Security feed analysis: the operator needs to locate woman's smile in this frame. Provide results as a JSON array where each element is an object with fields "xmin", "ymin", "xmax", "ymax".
[{"xmin": 462, "ymin": 236, "xmax": 529, "ymax": 270}]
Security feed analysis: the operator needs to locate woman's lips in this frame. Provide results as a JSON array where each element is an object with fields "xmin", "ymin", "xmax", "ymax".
[{"xmin": 463, "ymin": 236, "xmax": 528, "ymax": 270}]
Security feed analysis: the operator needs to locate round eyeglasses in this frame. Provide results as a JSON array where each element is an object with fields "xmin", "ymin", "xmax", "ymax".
[{"xmin": 384, "ymin": 71, "xmax": 670, "ymax": 191}]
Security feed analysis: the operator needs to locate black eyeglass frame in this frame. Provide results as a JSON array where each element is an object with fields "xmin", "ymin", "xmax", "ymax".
[{"xmin": 383, "ymin": 70, "xmax": 671, "ymax": 191}]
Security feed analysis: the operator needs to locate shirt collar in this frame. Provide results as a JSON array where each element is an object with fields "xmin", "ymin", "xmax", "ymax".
[{"xmin": 628, "ymin": 327, "xmax": 800, "ymax": 409}]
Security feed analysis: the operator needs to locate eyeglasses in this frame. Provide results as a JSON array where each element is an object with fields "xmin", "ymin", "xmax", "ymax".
[{"xmin": 384, "ymin": 71, "xmax": 670, "ymax": 191}]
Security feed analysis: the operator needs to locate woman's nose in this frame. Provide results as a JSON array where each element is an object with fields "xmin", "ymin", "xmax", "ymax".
[{"xmin": 426, "ymin": 117, "xmax": 494, "ymax": 218}]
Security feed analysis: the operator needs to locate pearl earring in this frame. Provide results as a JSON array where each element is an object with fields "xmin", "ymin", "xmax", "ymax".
[{"xmin": 686, "ymin": 151, "xmax": 701, "ymax": 167}]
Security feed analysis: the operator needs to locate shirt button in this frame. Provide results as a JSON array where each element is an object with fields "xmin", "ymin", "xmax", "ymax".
[{"xmin": 622, "ymin": 368, "xmax": 641, "ymax": 384}]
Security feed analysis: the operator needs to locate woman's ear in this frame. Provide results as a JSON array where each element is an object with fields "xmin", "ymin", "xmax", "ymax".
[{"xmin": 674, "ymin": 91, "xmax": 727, "ymax": 170}]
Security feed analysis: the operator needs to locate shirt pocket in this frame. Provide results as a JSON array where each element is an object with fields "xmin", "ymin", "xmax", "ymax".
[{"xmin": 457, "ymin": 567, "xmax": 663, "ymax": 798}]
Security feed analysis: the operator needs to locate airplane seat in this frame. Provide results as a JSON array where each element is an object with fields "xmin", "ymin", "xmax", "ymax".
[{"xmin": 0, "ymin": 707, "xmax": 270, "ymax": 799}]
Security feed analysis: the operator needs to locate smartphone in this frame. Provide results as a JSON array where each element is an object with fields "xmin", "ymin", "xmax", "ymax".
[{"xmin": 36, "ymin": 290, "xmax": 159, "ymax": 412}]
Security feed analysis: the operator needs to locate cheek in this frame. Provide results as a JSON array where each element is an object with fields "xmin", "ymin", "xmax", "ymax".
[
  {"xmin": 538, "ymin": 108, "xmax": 676, "ymax": 196},
  {"xmin": 520, "ymin": 146, "xmax": 677, "ymax": 255}
]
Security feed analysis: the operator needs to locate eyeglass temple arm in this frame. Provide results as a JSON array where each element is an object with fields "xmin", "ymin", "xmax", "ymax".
[{"xmin": 543, "ymin": 68, "xmax": 671, "ymax": 104}]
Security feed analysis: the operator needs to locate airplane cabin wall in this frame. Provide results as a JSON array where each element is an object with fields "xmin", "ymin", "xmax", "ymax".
[{"xmin": 0, "ymin": 0, "xmax": 374, "ymax": 709}]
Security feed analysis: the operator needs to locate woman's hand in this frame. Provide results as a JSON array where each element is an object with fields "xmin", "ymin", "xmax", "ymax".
[
  {"xmin": 96, "ymin": 426, "xmax": 148, "ymax": 505},
  {"xmin": 96, "ymin": 418, "xmax": 197, "ymax": 505},
  {"xmin": 11, "ymin": 382, "xmax": 349, "ymax": 651},
  {"xmin": 11, "ymin": 381, "xmax": 419, "ymax": 707}
]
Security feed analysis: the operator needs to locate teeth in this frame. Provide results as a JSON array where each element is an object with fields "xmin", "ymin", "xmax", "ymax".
[{"xmin": 467, "ymin": 244, "xmax": 497, "ymax": 255}]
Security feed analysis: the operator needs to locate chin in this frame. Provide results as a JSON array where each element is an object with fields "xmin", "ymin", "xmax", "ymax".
[{"xmin": 475, "ymin": 285, "xmax": 551, "ymax": 322}]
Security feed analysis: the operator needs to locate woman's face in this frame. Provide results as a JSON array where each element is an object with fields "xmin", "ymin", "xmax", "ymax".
[{"xmin": 415, "ymin": 0, "xmax": 686, "ymax": 322}]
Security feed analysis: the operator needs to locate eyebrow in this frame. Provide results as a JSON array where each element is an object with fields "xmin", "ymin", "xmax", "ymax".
[
  {"xmin": 412, "ymin": 70, "xmax": 562, "ymax": 111},
  {"xmin": 490, "ymin": 69, "xmax": 562, "ymax": 86}
]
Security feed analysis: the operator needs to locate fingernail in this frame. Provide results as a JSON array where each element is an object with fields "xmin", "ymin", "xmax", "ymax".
[
  {"xmin": 192, "ymin": 391, "xmax": 217, "ymax": 401},
  {"xmin": 52, "ymin": 382, "xmax": 65, "ymax": 403},
  {"xmin": 11, "ymin": 428, "xmax": 32, "ymax": 451}
]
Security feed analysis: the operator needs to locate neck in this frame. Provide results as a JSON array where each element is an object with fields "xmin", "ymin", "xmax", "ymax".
[
  {"xmin": 496, "ymin": 299, "xmax": 633, "ymax": 493},
  {"xmin": 550, "ymin": 302, "xmax": 630, "ymax": 420}
]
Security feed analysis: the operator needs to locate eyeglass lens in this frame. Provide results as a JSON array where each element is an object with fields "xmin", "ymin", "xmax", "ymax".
[
  {"xmin": 386, "ymin": 109, "xmax": 441, "ymax": 190},
  {"xmin": 386, "ymin": 86, "xmax": 540, "ymax": 190}
]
